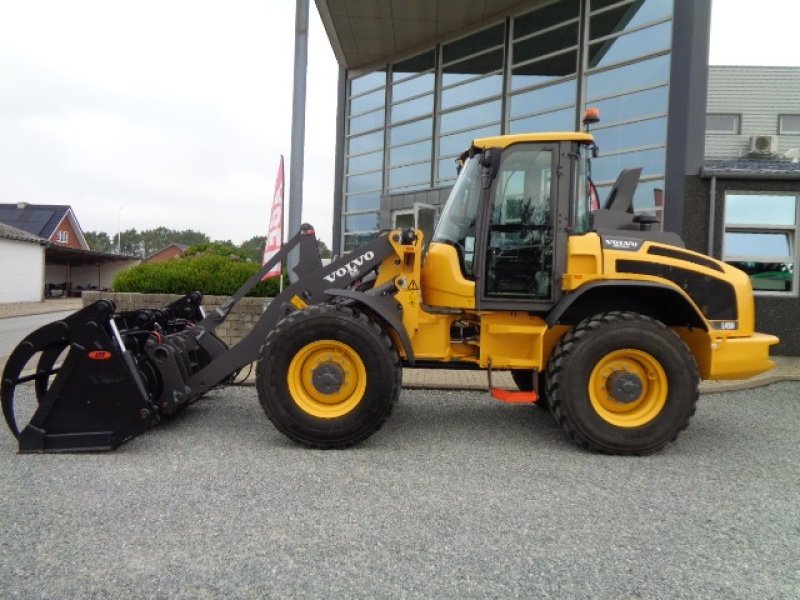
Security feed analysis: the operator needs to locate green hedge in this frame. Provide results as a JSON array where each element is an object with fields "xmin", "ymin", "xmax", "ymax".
[{"xmin": 113, "ymin": 253, "xmax": 287, "ymax": 297}]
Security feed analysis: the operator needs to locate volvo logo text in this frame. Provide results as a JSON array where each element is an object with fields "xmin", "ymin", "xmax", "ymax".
[
  {"xmin": 324, "ymin": 251, "xmax": 375, "ymax": 282},
  {"xmin": 603, "ymin": 238, "xmax": 642, "ymax": 251}
]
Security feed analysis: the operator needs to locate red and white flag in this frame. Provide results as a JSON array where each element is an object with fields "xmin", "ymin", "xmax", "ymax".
[{"xmin": 262, "ymin": 156, "xmax": 284, "ymax": 280}]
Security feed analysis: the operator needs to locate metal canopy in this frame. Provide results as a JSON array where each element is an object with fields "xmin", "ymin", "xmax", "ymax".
[
  {"xmin": 315, "ymin": 0, "xmax": 537, "ymax": 71},
  {"xmin": 45, "ymin": 246, "xmax": 138, "ymax": 266}
]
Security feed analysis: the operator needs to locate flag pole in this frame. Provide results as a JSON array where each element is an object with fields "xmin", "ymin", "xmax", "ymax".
[{"xmin": 279, "ymin": 162, "xmax": 284, "ymax": 294}]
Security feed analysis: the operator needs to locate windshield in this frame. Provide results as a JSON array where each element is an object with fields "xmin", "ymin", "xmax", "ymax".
[{"xmin": 432, "ymin": 155, "xmax": 482, "ymax": 275}]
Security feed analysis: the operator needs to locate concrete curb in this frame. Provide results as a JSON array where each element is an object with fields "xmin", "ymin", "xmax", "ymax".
[{"xmin": 0, "ymin": 299, "xmax": 83, "ymax": 320}]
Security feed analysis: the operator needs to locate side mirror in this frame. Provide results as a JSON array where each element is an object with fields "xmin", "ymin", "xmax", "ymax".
[{"xmin": 478, "ymin": 148, "xmax": 501, "ymax": 189}]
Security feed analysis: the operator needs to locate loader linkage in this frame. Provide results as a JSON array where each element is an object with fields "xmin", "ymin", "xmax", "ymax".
[{"xmin": 1, "ymin": 224, "xmax": 407, "ymax": 453}]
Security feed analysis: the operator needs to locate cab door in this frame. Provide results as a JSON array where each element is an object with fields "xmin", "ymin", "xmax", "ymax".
[{"xmin": 476, "ymin": 142, "xmax": 569, "ymax": 311}]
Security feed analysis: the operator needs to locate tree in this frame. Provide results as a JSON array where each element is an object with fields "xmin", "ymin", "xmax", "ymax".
[
  {"xmin": 84, "ymin": 230, "xmax": 114, "ymax": 253},
  {"xmin": 117, "ymin": 228, "xmax": 143, "ymax": 256},
  {"xmin": 239, "ymin": 236, "xmax": 266, "ymax": 263},
  {"xmin": 316, "ymin": 239, "xmax": 332, "ymax": 259},
  {"xmin": 183, "ymin": 241, "xmax": 248, "ymax": 260},
  {"xmin": 169, "ymin": 228, "xmax": 210, "ymax": 249},
  {"xmin": 140, "ymin": 227, "xmax": 210, "ymax": 257},
  {"xmin": 138, "ymin": 227, "xmax": 170, "ymax": 257},
  {"xmin": 238, "ymin": 235, "xmax": 332, "ymax": 263}
]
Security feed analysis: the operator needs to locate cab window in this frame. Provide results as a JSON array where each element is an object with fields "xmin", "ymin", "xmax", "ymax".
[
  {"xmin": 432, "ymin": 156, "xmax": 482, "ymax": 276},
  {"xmin": 485, "ymin": 145, "xmax": 555, "ymax": 299}
]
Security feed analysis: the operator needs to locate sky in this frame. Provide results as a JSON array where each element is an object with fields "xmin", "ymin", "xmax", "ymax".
[{"xmin": 0, "ymin": 1, "xmax": 798, "ymax": 248}]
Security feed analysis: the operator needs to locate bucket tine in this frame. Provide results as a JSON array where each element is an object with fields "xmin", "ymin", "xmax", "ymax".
[{"xmin": 1, "ymin": 318, "xmax": 71, "ymax": 438}]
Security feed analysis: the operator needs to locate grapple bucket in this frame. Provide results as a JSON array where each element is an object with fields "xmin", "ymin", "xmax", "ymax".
[{"xmin": 1, "ymin": 293, "xmax": 230, "ymax": 453}]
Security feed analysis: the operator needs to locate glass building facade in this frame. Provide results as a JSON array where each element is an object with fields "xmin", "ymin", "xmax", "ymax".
[{"xmin": 340, "ymin": 0, "xmax": 676, "ymax": 252}]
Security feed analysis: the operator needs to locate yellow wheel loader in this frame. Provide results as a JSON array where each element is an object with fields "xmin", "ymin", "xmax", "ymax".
[{"xmin": 1, "ymin": 126, "xmax": 778, "ymax": 455}]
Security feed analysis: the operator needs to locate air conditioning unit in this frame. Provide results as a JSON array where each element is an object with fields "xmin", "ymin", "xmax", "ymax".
[{"xmin": 750, "ymin": 134, "xmax": 778, "ymax": 154}]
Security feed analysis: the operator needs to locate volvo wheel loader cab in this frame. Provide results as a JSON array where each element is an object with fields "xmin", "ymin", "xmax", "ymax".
[{"xmin": 1, "ymin": 129, "xmax": 779, "ymax": 455}]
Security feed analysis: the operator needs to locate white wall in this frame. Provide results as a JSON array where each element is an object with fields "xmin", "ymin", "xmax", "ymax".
[
  {"xmin": 71, "ymin": 265, "xmax": 101, "ymax": 289},
  {"xmin": 72, "ymin": 260, "xmax": 139, "ymax": 289},
  {"xmin": 100, "ymin": 260, "xmax": 139, "ymax": 289},
  {"xmin": 0, "ymin": 239, "xmax": 45, "ymax": 303},
  {"xmin": 706, "ymin": 66, "xmax": 800, "ymax": 159},
  {"xmin": 45, "ymin": 263, "xmax": 68, "ymax": 284}
]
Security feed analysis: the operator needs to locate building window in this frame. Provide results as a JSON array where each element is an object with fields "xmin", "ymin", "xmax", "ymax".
[
  {"xmin": 387, "ymin": 50, "xmax": 435, "ymax": 193},
  {"xmin": 343, "ymin": 69, "xmax": 388, "ymax": 251},
  {"xmin": 723, "ymin": 192, "xmax": 798, "ymax": 294},
  {"xmin": 778, "ymin": 114, "xmax": 800, "ymax": 135},
  {"xmin": 509, "ymin": 0, "xmax": 579, "ymax": 139},
  {"xmin": 437, "ymin": 23, "xmax": 505, "ymax": 186},
  {"xmin": 584, "ymin": 0, "xmax": 673, "ymax": 209},
  {"xmin": 706, "ymin": 113, "xmax": 741, "ymax": 134},
  {"xmin": 57, "ymin": 230, "xmax": 69, "ymax": 244}
]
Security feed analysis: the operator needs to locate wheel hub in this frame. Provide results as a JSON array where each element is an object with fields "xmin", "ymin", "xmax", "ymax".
[
  {"xmin": 588, "ymin": 348, "xmax": 669, "ymax": 428},
  {"xmin": 287, "ymin": 339, "xmax": 367, "ymax": 418},
  {"xmin": 312, "ymin": 362, "xmax": 345, "ymax": 394},
  {"xmin": 607, "ymin": 370, "xmax": 643, "ymax": 404}
]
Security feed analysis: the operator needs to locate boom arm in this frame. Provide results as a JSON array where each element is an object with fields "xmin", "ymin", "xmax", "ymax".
[{"xmin": 185, "ymin": 225, "xmax": 405, "ymax": 395}]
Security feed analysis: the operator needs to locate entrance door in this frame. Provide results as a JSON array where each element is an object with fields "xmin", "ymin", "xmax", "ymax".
[
  {"xmin": 392, "ymin": 203, "xmax": 439, "ymax": 247},
  {"xmin": 393, "ymin": 209, "xmax": 415, "ymax": 230}
]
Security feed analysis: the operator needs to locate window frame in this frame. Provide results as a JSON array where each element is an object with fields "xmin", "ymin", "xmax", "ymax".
[
  {"xmin": 778, "ymin": 114, "xmax": 800, "ymax": 135},
  {"xmin": 706, "ymin": 113, "xmax": 741, "ymax": 135},
  {"xmin": 483, "ymin": 143, "xmax": 558, "ymax": 302},
  {"xmin": 722, "ymin": 191, "xmax": 799, "ymax": 296}
]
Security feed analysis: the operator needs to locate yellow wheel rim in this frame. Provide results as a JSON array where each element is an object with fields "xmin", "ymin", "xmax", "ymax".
[
  {"xmin": 588, "ymin": 349, "xmax": 667, "ymax": 428},
  {"xmin": 287, "ymin": 340, "xmax": 366, "ymax": 418}
]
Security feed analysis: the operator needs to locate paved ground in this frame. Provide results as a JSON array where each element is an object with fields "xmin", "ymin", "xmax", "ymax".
[
  {"xmin": 1, "ymin": 383, "xmax": 798, "ymax": 598},
  {"xmin": 0, "ymin": 311, "xmax": 77, "ymax": 358},
  {"xmin": 0, "ymin": 298, "xmax": 82, "ymax": 319},
  {"xmin": 1, "ymin": 300, "xmax": 798, "ymax": 597}
]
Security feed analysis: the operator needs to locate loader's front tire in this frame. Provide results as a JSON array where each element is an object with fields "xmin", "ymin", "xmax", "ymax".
[
  {"xmin": 545, "ymin": 312, "xmax": 698, "ymax": 455},
  {"xmin": 256, "ymin": 305, "xmax": 401, "ymax": 448}
]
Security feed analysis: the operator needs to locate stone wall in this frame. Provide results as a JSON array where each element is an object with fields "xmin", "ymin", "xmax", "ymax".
[{"xmin": 82, "ymin": 291, "xmax": 270, "ymax": 347}]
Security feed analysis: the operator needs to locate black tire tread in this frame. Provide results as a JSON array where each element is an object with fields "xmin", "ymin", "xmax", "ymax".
[
  {"xmin": 256, "ymin": 304, "xmax": 401, "ymax": 449},
  {"xmin": 545, "ymin": 311, "xmax": 699, "ymax": 455}
]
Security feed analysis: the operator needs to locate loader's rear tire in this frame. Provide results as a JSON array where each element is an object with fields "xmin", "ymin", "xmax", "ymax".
[
  {"xmin": 256, "ymin": 305, "xmax": 401, "ymax": 449},
  {"xmin": 545, "ymin": 312, "xmax": 698, "ymax": 455},
  {"xmin": 510, "ymin": 370, "xmax": 549, "ymax": 409}
]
